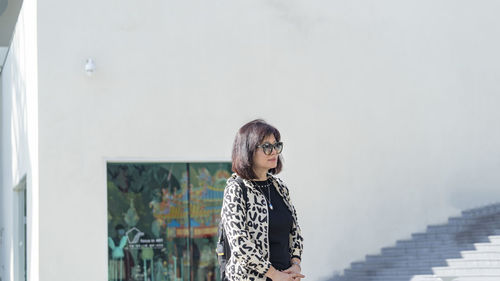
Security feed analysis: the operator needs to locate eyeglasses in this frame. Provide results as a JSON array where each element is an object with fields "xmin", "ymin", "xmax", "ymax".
[{"xmin": 256, "ymin": 142, "xmax": 284, "ymax": 155}]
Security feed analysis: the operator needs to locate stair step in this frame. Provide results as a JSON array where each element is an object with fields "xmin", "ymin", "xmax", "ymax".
[
  {"xmin": 474, "ymin": 243, "xmax": 500, "ymax": 252},
  {"xmin": 412, "ymin": 275, "xmax": 500, "ymax": 281},
  {"xmin": 460, "ymin": 250, "xmax": 500, "ymax": 259},
  {"xmin": 488, "ymin": 235, "xmax": 500, "ymax": 243},
  {"xmin": 446, "ymin": 258, "xmax": 500, "ymax": 267},
  {"xmin": 433, "ymin": 266, "xmax": 500, "ymax": 276},
  {"xmin": 410, "ymin": 275, "xmax": 442, "ymax": 281}
]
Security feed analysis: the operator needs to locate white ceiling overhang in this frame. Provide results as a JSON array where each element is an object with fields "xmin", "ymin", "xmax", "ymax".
[{"xmin": 0, "ymin": 0, "xmax": 23, "ymax": 72}]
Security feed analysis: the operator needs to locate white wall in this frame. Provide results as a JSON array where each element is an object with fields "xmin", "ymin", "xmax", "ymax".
[
  {"xmin": 36, "ymin": 1, "xmax": 500, "ymax": 281},
  {"xmin": 0, "ymin": 0, "xmax": 38, "ymax": 280}
]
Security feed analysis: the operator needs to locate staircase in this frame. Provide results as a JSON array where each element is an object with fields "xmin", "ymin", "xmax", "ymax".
[{"xmin": 330, "ymin": 203, "xmax": 500, "ymax": 281}]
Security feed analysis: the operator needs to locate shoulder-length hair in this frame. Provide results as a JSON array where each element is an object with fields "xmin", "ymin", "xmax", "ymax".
[{"xmin": 232, "ymin": 119, "xmax": 283, "ymax": 180}]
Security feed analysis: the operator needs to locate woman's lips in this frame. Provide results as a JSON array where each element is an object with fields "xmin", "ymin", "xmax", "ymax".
[{"xmin": 268, "ymin": 158, "xmax": 277, "ymax": 161}]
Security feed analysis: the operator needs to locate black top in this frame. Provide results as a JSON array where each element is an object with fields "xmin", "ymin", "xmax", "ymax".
[{"xmin": 253, "ymin": 178, "xmax": 293, "ymax": 271}]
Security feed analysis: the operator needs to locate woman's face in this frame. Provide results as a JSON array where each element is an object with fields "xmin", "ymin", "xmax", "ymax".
[{"xmin": 253, "ymin": 134, "xmax": 279, "ymax": 174}]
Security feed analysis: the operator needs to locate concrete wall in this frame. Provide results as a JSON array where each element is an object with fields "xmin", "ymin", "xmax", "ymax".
[
  {"xmin": 36, "ymin": 1, "xmax": 500, "ymax": 281},
  {"xmin": 0, "ymin": 0, "xmax": 38, "ymax": 280}
]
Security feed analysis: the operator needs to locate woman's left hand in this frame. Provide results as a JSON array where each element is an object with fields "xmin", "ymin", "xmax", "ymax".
[{"xmin": 283, "ymin": 264, "xmax": 302, "ymax": 281}]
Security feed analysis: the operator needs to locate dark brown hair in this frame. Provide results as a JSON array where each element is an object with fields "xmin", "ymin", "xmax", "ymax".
[{"xmin": 231, "ymin": 119, "xmax": 283, "ymax": 180}]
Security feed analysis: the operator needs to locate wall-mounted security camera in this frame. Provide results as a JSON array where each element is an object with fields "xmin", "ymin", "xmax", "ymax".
[{"xmin": 85, "ymin": 58, "xmax": 96, "ymax": 76}]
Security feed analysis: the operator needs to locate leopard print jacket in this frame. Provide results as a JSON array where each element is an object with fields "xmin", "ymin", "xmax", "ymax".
[{"xmin": 221, "ymin": 173, "xmax": 304, "ymax": 281}]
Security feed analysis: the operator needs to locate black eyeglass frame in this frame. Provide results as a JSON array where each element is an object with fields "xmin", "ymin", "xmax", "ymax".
[{"xmin": 256, "ymin": 142, "xmax": 284, "ymax": 155}]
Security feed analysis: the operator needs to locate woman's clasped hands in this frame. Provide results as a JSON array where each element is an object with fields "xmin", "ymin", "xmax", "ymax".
[
  {"xmin": 283, "ymin": 263, "xmax": 305, "ymax": 281},
  {"xmin": 267, "ymin": 266, "xmax": 305, "ymax": 281}
]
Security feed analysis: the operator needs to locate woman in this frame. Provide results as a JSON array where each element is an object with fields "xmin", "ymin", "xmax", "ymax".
[{"xmin": 221, "ymin": 119, "xmax": 305, "ymax": 281}]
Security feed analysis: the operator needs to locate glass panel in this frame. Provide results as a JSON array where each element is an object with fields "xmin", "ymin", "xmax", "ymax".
[
  {"xmin": 188, "ymin": 163, "xmax": 232, "ymax": 281},
  {"xmin": 107, "ymin": 162, "xmax": 231, "ymax": 281},
  {"xmin": 107, "ymin": 163, "xmax": 190, "ymax": 281},
  {"xmin": 23, "ymin": 188, "xmax": 27, "ymax": 281},
  {"xmin": 14, "ymin": 175, "xmax": 27, "ymax": 281}
]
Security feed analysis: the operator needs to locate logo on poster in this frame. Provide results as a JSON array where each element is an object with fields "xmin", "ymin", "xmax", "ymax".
[{"xmin": 125, "ymin": 227, "xmax": 144, "ymax": 244}]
